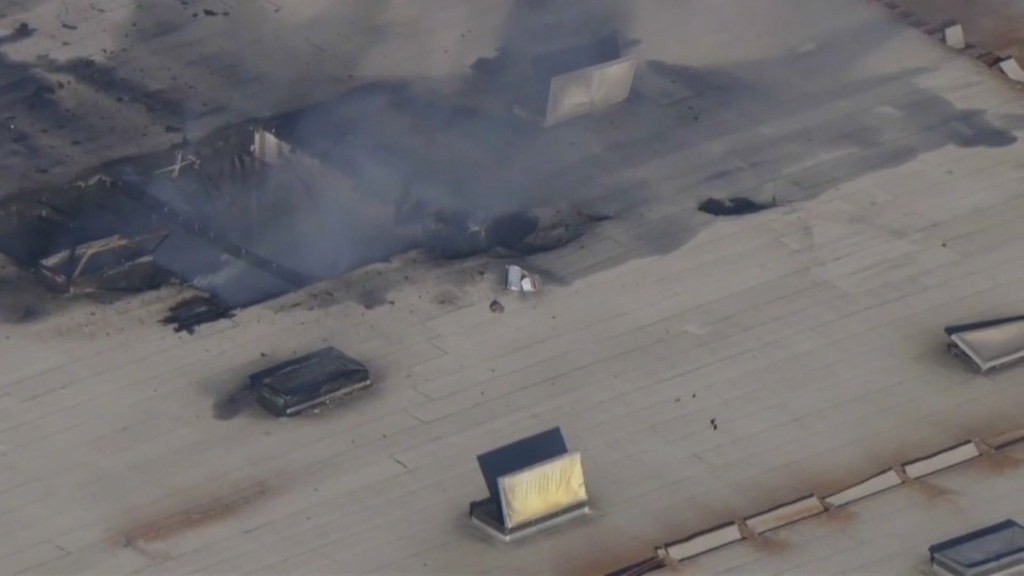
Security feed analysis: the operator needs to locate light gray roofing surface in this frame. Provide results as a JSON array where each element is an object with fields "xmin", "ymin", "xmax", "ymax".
[{"xmin": 3, "ymin": 1, "xmax": 1024, "ymax": 575}]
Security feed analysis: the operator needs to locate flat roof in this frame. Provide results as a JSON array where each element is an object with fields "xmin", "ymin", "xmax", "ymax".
[
  {"xmin": 3, "ymin": 1, "xmax": 1024, "ymax": 575},
  {"xmin": 654, "ymin": 441, "xmax": 1024, "ymax": 575}
]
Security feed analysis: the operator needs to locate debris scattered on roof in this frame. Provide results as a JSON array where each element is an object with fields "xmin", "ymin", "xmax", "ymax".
[
  {"xmin": 161, "ymin": 295, "xmax": 235, "ymax": 334},
  {"xmin": 943, "ymin": 23, "xmax": 966, "ymax": 50},
  {"xmin": 998, "ymin": 57, "xmax": 1024, "ymax": 83},
  {"xmin": 35, "ymin": 231, "xmax": 172, "ymax": 294},
  {"xmin": 0, "ymin": 72, "xmax": 625, "ymax": 315},
  {"xmin": 506, "ymin": 265, "xmax": 538, "ymax": 293},
  {"xmin": 424, "ymin": 208, "xmax": 608, "ymax": 260},
  {"xmin": 698, "ymin": 196, "xmax": 776, "ymax": 216}
]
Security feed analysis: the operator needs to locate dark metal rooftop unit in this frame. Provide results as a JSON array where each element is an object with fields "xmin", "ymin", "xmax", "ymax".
[
  {"xmin": 36, "ymin": 231, "xmax": 171, "ymax": 293},
  {"xmin": 929, "ymin": 519, "xmax": 1024, "ymax": 576},
  {"xmin": 248, "ymin": 347, "xmax": 371, "ymax": 417}
]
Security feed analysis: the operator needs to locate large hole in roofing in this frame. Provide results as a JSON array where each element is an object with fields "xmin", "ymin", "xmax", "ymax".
[
  {"xmin": 0, "ymin": 84, "xmax": 615, "ymax": 322},
  {"xmin": 0, "ymin": 34, "xmax": 640, "ymax": 325}
]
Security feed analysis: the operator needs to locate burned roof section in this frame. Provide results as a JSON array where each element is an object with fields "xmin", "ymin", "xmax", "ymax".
[
  {"xmin": 698, "ymin": 196, "xmax": 777, "ymax": 217},
  {"xmin": 0, "ymin": 86, "xmax": 617, "ymax": 319},
  {"xmin": 423, "ymin": 207, "xmax": 610, "ymax": 260},
  {"xmin": 3, "ymin": 22, "xmax": 1011, "ymax": 329},
  {"xmin": 36, "ymin": 231, "xmax": 172, "ymax": 294}
]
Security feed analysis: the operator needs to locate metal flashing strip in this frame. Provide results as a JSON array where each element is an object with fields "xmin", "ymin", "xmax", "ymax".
[
  {"xmin": 902, "ymin": 441, "xmax": 981, "ymax": 480},
  {"xmin": 659, "ymin": 521, "xmax": 744, "ymax": 562},
  {"xmin": 610, "ymin": 425, "xmax": 1024, "ymax": 575},
  {"xmin": 823, "ymin": 468, "xmax": 903, "ymax": 508}
]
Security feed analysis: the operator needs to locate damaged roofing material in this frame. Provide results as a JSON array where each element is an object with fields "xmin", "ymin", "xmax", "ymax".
[
  {"xmin": 422, "ymin": 207, "xmax": 609, "ymax": 261},
  {"xmin": 0, "ymin": 181, "xmax": 183, "ymax": 298},
  {"xmin": 698, "ymin": 196, "xmax": 777, "ymax": 216},
  {"xmin": 944, "ymin": 316, "xmax": 1024, "ymax": 373},
  {"xmin": 0, "ymin": 124, "xmax": 339, "ymax": 311},
  {"xmin": 505, "ymin": 264, "xmax": 538, "ymax": 292},
  {"xmin": 0, "ymin": 97, "xmax": 613, "ymax": 319},
  {"xmin": 35, "ymin": 230, "xmax": 171, "ymax": 294},
  {"xmin": 15, "ymin": 13, "xmax": 1013, "ymax": 326}
]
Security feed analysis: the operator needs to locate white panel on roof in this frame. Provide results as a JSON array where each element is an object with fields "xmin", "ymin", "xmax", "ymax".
[
  {"xmin": 544, "ymin": 57, "xmax": 637, "ymax": 126},
  {"xmin": 949, "ymin": 318, "xmax": 1024, "ymax": 372}
]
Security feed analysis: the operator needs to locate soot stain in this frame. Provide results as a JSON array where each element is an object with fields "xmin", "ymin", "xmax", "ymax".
[
  {"xmin": 113, "ymin": 480, "xmax": 272, "ymax": 551},
  {"xmin": 357, "ymin": 287, "xmax": 392, "ymax": 310},
  {"xmin": 698, "ymin": 196, "xmax": 776, "ymax": 216},
  {"xmin": 1, "ymin": 16, "xmax": 1019, "ymax": 317},
  {"xmin": 212, "ymin": 386, "xmax": 253, "ymax": 421},
  {"xmin": 37, "ymin": 56, "xmax": 185, "ymax": 121}
]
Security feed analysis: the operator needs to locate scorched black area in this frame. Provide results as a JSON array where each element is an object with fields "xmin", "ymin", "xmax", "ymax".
[
  {"xmin": 0, "ymin": 80, "xmax": 610, "ymax": 320},
  {"xmin": 421, "ymin": 208, "xmax": 609, "ymax": 260},
  {"xmin": 0, "ymin": 172, "xmax": 309, "ymax": 309}
]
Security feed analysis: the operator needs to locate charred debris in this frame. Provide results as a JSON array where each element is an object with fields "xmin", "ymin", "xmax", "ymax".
[
  {"xmin": 697, "ymin": 195, "xmax": 777, "ymax": 216},
  {"xmin": 161, "ymin": 295, "xmax": 235, "ymax": 334},
  {"xmin": 0, "ymin": 107, "xmax": 608, "ymax": 331},
  {"xmin": 0, "ymin": 36, "xmax": 656, "ymax": 330}
]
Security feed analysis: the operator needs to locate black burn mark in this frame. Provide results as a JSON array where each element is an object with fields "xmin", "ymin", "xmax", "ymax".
[
  {"xmin": 357, "ymin": 288, "xmax": 392, "ymax": 310},
  {"xmin": 0, "ymin": 34, "xmax": 72, "ymax": 174},
  {"xmin": 212, "ymin": 386, "xmax": 253, "ymax": 421},
  {"xmin": 0, "ymin": 23, "xmax": 35, "ymax": 46},
  {"xmin": 37, "ymin": 56, "xmax": 185, "ymax": 121},
  {"xmin": 698, "ymin": 196, "xmax": 776, "ymax": 217},
  {"xmin": 422, "ymin": 208, "xmax": 610, "ymax": 260},
  {"xmin": 0, "ymin": 7, "xmax": 1020, "ymax": 324}
]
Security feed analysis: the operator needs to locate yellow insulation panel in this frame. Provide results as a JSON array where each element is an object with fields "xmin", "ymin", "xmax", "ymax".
[{"xmin": 499, "ymin": 451, "xmax": 588, "ymax": 528}]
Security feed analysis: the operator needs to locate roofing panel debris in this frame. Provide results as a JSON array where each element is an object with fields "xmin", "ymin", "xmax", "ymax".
[
  {"xmin": 35, "ymin": 231, "xmax": 171, "ymax": 293},
  {"xmin": 161, "ymin": 295, "xmax": 235, "ymax": 334},
  {"xmin": 698, "ymin": 196, "xmax": 777, "ymax": 216},
  {"xmin": 0, "ymin": 100, "xmax": 612, "ymax": 326}
]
